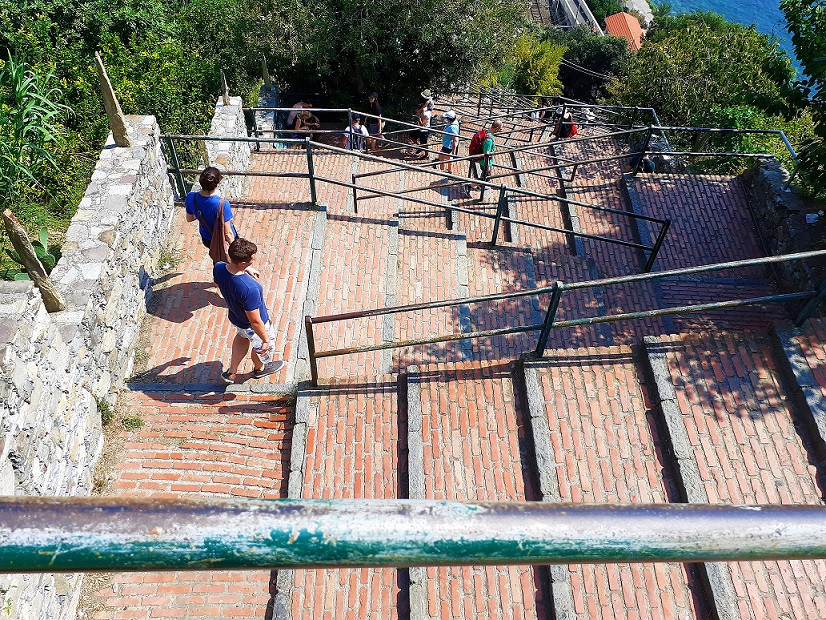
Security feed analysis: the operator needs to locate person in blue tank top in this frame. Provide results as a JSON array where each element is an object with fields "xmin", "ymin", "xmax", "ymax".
[
  {"xmin": 213, "ymin": 238, "xmax": 284, "ymax": 383},
  {"xmin": 185, "ymin": 166, "xmax": 238, "ymax": 248}
]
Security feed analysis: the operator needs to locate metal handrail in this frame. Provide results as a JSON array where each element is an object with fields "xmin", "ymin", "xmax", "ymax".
[
  {"xmin": 304, "ymin": 250, "xmax": 826, "ymax": 385},
  {"xmin": 164, "ymin": 134, "xmax": 670, "ymax": 267},
  {"xmin": 2, "ymin": 497, "xmax": 825, "ymax": 572}
]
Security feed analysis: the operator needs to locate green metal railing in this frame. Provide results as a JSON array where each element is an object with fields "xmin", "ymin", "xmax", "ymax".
[
  {"xmin": 2, "ymin": 497, "xmax": 825, "ymax": 572},
  {"xmin": 304, "ymin": 250, "xmax": 826, "ymax": 385},
  {"xmin": 164, "ymin": 135, "xmax": 670, "ymax": 272}
]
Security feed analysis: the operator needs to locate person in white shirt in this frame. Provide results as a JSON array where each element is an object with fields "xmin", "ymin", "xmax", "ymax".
[{"xmin": 343, "ymin": 114, "xmax": 370, "ymax": 151}]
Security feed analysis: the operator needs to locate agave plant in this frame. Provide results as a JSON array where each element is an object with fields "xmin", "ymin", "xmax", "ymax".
[{"xmin": 4, "ymin": 226, "xmax": 61, "ymax": 279}]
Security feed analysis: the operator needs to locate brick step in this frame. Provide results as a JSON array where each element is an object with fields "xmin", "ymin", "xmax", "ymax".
[
  {"xmin": 406, "ymin": 361, "xmax": 551, "ymax": 619},
  {"xmin": 524, "ymin": 346, "xmax": 712, "ymax": 619},
  {"xmin": 276, "ymin": 377, "xmax": 407, "ymax": 620},
  {"xmin": 85, "ymin": 390, "xmax": 294, "ymax": 618},
  {"xmin": 643, "ymin": 330, "xmax": 826, "ymax": 619}
]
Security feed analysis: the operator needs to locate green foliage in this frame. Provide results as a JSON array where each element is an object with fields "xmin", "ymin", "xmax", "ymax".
[
  {"xmin": 121, "ymin": 414, "xmax": 144, "ymax": 430},
  {"xmin": 97, "ymin": 397, "xmax": 114, "ymax": 426},
  {"xmin": 584, "ymin": 0, "xmax": 624, "ymax": 26},
  {"xmin": 544, "ymin": 26, "xmax": 630, "ymax": 103},
  {"xmin": 489, "ymin": 35, "xmax": 564, "ymax": 97},
  {"xmin": 781, "ymin": 0, "xmax": 826, "ymax": 196},
  {"xmin": 4, "ymin": 226, "xmax": 62, "ymax": 278},
  {"xmin": 258, "ymin": 0, "xmax": 530, "ymax": 110},
  {"xmin": 607, "ymin": 11, "xmax": 798, "ymax": 127},
  {"xmin": 0, "ymin": 57, "xmax": 70, "ymax": 207}
]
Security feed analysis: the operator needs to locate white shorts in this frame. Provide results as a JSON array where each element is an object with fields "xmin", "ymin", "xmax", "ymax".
[{"xmin": 236, "ymin": 321, "xmax": 276, "ymax": 344}]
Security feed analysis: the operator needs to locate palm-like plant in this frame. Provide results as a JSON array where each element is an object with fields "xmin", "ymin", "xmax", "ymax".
[{"xmin": 0, "ymin": 56, "xmax": 70, "ymax": 206}]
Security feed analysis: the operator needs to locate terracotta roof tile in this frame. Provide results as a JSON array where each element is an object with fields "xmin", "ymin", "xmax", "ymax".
[{"xmin": 604, "ymin": 12, "xmax": 644, "ymax": 51}]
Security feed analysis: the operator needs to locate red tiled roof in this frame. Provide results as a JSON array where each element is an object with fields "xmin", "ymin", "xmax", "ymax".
[{"xmin": 604, "ymin": 12, "xmax": 644, "ymax": 50}]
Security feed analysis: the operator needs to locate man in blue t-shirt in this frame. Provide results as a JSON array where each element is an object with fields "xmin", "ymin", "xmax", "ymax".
[{"xmin": 213, "ymin": 238, "xmax": 284, "ymax": 383}]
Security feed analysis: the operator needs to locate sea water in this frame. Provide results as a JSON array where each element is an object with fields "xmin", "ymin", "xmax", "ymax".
[{"xmin": 667, "ymin": 0, "xmax": 800, "ymax": 71}]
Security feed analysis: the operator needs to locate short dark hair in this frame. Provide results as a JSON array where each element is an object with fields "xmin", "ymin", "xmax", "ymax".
[
  {"xmin": 228, "ymin": 237, "xmax": 257, "ymax": 263},
  {"xmin": 199, "ymin": 166, "xmax": 223, "ymax": 192}
]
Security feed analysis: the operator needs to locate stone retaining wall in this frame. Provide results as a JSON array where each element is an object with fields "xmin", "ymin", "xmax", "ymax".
[
  {"xmin": 741, "ymin": 161, "xmax": 826, "ymax": 295},
  {"xmin": 202, "ymin": 96, "xmax": 251, "ymax": 198},
  {"xmin": 0, "ymin": 114, "xmax": 175, "ymax": 619}
]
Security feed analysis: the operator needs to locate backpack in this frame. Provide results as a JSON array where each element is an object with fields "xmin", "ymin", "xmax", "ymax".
[
  {"xmin": 469, "ymin": 129, "xmax": 491, "ymax": 161},
  {"xmin": 569, "ymin": 123, "xmax": 578, "ymax": 137}
]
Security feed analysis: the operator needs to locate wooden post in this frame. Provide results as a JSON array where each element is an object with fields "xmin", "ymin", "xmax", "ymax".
[
  {"xmin": 93, "ymin": 52, "xmax": 131, "ymax": 147},
  {"xmin": 197, "ymin": 130, "xmax": 210, "ymax": 167},
  {"xmin": 262, "ymin": 56, "xmax": 271, "ymax": 88},
  {"xmin": 2, "ymin": 210, "xmax": 66, "ymax": 312},
  {"xmin": 221, "ymin": 71, "xmax": 230, "ymax": 106}
]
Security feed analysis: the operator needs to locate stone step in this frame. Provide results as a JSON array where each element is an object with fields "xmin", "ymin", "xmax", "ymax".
[
  {"xmin": 277, "ymin": 377, "xmax": 407, "ymax": 619},
  {"xmin": 406, "ymin": 361, "xmax": 551, "ymax": 620},
  {"xmin": 524, "ymin": 346, "xmax": 711, "ymax": 619},
  {"xmin": 643, "ymin": 331, "xmax": 826, "ymax": 620}
]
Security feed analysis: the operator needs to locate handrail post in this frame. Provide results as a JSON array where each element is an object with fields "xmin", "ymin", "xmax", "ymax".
[
  {"xmin": 632, "ymin": 126, "xmax": 654, "ymax": 176},
  {"xmin": 643, "ymin": 219, "xmax": 670, "ymax": 273},
  {"xmin": 352, "ymin": 173, "xmax": 359, "ymax": 214},
  {"xmin": 305, "ymin": 316, "xmax": 319, "ymax": 386},
  {"xmin": 305, "ymin": 138, "xmax": 317, "ymax": 207},
  {"xmin": 164, "ymin": 135, "xmax": 187, "ymax": 197},
  {"xmin": 629, "ymin": 108, "xmax": 637, "ymax": 129},
  {"xmin": 794, "ymin": 280, "xmax": 826, "ymax": 326},
  {"xmin": 491, "ymin": 186, "xmax": 507, "ymax": 246},
  {"xmin": 347, "ymin": 108, "xmax": 353, "ymax": 148},
  {"xmin": 535, "ymin": 281, "xmax": 563, "ymax": 356}
]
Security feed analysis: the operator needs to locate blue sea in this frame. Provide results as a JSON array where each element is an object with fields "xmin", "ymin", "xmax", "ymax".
[{"xmin": 668, "ymin": 0, "xmax": 800, "ymax": 71}]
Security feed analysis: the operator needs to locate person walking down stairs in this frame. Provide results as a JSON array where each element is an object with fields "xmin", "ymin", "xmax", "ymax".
[{"xmin": 213, "ymin": 238, "xmax": 284, "ymax": 383}]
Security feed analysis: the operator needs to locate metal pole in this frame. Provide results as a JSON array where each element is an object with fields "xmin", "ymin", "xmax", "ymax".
[
  {"xmin": 643, "ymin": 220, "xmax": 671, "ymax": 273},
  {"xmin": 795, "ymin": 279, "xmax": 826, "ymax": 326},
  {"xmin": 305, "ymin": 316, "xmax": 319, "ymax": 386},
  {"xmin": 535, "ymin": 281, "xmax": 563, "ymax": 356},
  {"xmin": 352, "ymin": 173, "xmax": 359, "ymax": 214},
  {"xmin": 305, "ymin": 139, "xmax": 317, "ymax": 207},
  {"xmin": 633, "ymin": 126, "xmax": 654, "ymax": 176},
  {"xmin": 491, "ymin": 186, "xmax": 507, "ymax": 245},
  {"xmin": 347, "ymin": 108, "xmax": 353, "ymax": 149},
  {"xmin": 2, "ymin": 498, "xmax": 826, "ymax": 572},
  {"xmin": 164, "ymin": 135, "xmax": 187, "ymax": 197}
]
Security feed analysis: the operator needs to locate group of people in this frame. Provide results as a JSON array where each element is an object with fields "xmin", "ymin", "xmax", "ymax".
[{"xmin": 185, "ymin": 167, "xmax": 283, "ymax": 383}]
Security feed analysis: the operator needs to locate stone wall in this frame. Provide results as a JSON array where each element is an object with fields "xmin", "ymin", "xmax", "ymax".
[
  {"xmin": 0, "ymin": 114, "xmax": 175, "ymax": 619},
  {"xmin": 201, "ymin": 96, "xmax": 251, "ymax": 198},
  {"xmin": 740, "ymin": 161, "xmax": 826, "ymax": 295}
]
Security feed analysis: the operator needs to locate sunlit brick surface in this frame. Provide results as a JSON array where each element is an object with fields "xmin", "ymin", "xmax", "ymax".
[
  {"xmin": 532, "ymin": 348, "xmax": 703, "ymax": 619},
  {"xmin": 660, "ymin": 332, "xmax": 826, "ymax": 619}
]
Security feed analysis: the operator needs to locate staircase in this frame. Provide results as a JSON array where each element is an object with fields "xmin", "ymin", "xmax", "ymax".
[{"xmin": 84, "ymin": 103, "xmax": 826, "ymax": 619}]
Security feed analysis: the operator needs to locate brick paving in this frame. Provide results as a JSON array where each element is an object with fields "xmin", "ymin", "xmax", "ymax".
[
  {"xmin": 138, "ymin": 155, "xmax": 316, "ymax": 386},
  {"xmin": 94, "ymin": 115, "xmax": 826, "ymax": 620},
  {"xmin": 658, "ymin": 331, "xmax": 826, "ymax": 619},
  {"xmin": 293, "ymin": 378, "xmax": 404, "ymax": 619},
  {"xmin": 530, "ymin": 347, "xmax": 704, "ymax": 619},
  {"xmin": 415, "ymin": 361, "xmax": 550, "ymax": 620},
  {"xmin": 88, "ymin": 390, "xmax": 293, "ymax": 618}
]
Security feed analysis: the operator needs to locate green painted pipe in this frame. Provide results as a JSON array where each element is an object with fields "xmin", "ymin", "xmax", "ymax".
[{"xmin": 1, "ymin": 498, "xmax": 824, "ymax": 573}]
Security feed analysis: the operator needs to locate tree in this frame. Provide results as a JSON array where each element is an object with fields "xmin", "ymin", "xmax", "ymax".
[
  {"xmin": 781, "ymin": 0, "xmax": 826, "ymax": 195},
  {"xmin": 545, "ymin": 26, "xmax": 630, "ymax": 103},
  {"xmin": 607, "ymin": 11, "xmax": 798, "ymax": 127},
  {"xmin": 584, "ymin": 0, "xmax": 624, "ymax": 27}
]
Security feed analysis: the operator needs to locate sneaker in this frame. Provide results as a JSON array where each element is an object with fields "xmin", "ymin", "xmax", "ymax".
[
  {"xmin": 219, "ymin": 370, "xmax": 235, "ymax": 384},
  {"xmin": 252, "ymin": 360, "xmax": 285, "ymax": 379}
]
